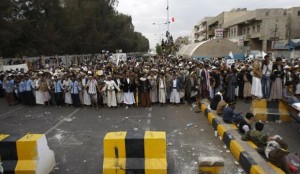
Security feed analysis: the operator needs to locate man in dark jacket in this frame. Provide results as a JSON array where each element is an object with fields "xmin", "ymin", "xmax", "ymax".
[{"xmin": 210, "ymin": 90, "xmax": 224, "ymax": 110}]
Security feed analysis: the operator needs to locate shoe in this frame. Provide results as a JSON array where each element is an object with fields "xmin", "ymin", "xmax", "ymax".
[{"xmin": 125, "ymin": 106, "xmax": 128, "ymax": 109}]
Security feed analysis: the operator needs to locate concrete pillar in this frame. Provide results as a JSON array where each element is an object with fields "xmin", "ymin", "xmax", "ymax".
[{"xmin": 262, "ymin": 40, "xmax": 268, "ymax": 52}]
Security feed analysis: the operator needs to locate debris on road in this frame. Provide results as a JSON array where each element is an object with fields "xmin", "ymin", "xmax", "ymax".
[{"xmin": 133, "ymin": 128, "xmax": 138, "ymax": 131}]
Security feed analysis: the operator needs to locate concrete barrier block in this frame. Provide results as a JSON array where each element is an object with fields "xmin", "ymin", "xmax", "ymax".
[
  {"xmin": 201, "ymin": 104, "xmax": 207, "ymax": 112},
  {"xmin": 252, "ymin": 99, "xmax": 267, "ymax": 108},
  {"xmin": 198, "ymin": 157, "xmax": 224, "ymax": 174},
  {"xmin": 230, "ymin": 140, "xmax": 244, "ymax": 160},
  {"xmin": 144, "ymin": 131, "xmax": 166, "ymax": 158},
  {"xmin": 103, "ymin": 158, "xmax": 126, "ymax": 174},
  {"xmin": 0, "ymin": 133, "xmax": 55, "ymax": 174},
  {"xmin": 208, "ymin": 113, "xmax": 215, "ymax": 125},
  {"xmin": 250, "ymin": 165, "xmax": 266, "ymax": 174},
  {"xmin": 217, "ymin": 125, "xmax": 227, "ymax": 138},
  {"xmin": 145, "ymin": 158, "xmax": 167, "ymax": 174},
  {"xmin": 103, "ymin": 132, "xmax": 127, "ymax": 159},
  {"xmin": 103, "ymin": 131, "xmax": 167, "ymax": 174}
]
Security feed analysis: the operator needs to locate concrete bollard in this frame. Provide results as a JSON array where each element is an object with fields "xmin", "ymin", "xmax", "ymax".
[
  {"xmin": 0, "ymin": 133, "xmax": 55, "ymax": 174},
  {"xmin": 198, "ymin": 157, "xmax": 224, "ymax": 174},
  {"xmin": 103, "ymin": 131, "xmax": 167, "ymax": 174}
]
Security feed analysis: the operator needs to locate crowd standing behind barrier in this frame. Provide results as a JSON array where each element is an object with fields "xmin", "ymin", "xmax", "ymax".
[{"xmin": 1, "ymin": 55, "xmax": 300, "ymax": 109}]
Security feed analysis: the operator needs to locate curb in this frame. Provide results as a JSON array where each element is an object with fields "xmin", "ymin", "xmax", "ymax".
[{"xmin": 200, "ymin": 103, "xmax": 284, "ymax": 174}]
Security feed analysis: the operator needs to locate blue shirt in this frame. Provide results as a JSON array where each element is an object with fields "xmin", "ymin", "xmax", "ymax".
[
  {"xmin": 3, "ymin": 80, "xmax": 14, "ymax": 93},
  {"xmin": 70, "ymin": 81, "xmax": 81, "ymax": 94},
  {"xmin": 18, "ymin": 81, "xmax": 26, "ymax": 93},
  {"xmin": 223, "ymin": 106, "xmax": 235, "ymax": 123},
  {"xmin": 26, "ymin": 79, "xmax": 34, "ymax": 91},
  {"xmin": 54, "ymin": 80, "xmax": 63, "ymax": 93}
]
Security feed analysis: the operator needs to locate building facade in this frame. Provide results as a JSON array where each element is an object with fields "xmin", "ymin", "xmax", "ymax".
[{"xmin": 190, "ymin": 7, "xmax": 300, "ymax": 54}]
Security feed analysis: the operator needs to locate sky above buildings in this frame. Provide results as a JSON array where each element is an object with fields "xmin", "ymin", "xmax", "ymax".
[{"xmin": 116, "ymin": 0, "xmax": 299, "ymax": 49}]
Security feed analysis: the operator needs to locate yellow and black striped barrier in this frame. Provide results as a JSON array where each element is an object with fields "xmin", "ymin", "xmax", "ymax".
[
  {"xmin": 250, "ymin": 99, "xmax": 291, "ymax": 122},
  {"xmin": 0, "ymin": 133, "xmax": 55, "ymax": 174},
  {"xmin": 201, "ymin": 103, "xmax": 285, "ymax": 174},
  {"xmin": 103, "ymin": 131, "xmax": 167, "ymax": 174}
]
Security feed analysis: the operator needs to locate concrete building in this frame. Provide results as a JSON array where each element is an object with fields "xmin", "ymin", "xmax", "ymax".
[
  {"xmin": 175, "ymin": 36, "xmax": 190, "ymax": 51},
  {"xmin": 204, "ymin": 7, "xmax": 300, "ymax": 53},
  {"xmin": 192, "ymin": 17, "xmax": 212, "ymax": 43}
]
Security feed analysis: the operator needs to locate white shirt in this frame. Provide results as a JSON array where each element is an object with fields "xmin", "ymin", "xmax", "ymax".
[
  {"xmin": 160, "ymin": 78, "xmax": 165, "ymax": 88},
  {"xmin": 173, "ymin": 79, "xmax": 177, "ymax": 87},
  {"xmin": 262, "ymin": 62, "xmax": 273, "ymax": 76}
]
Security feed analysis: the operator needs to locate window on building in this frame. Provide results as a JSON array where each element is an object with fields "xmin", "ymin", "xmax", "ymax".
[
  {"xmin": 265, "ymin": 10, "xmax": 269, "ymax": 16},
  {"xmin": 298, "ymin": 11, "xmax": 300, "ymax": 16},
  {"xmin": 257, "ymin": 25, "xmax": 260, "ymax": 32},
  {"xmin": 231, "ymin": 29, "xmax": 233, "ymax": 37},
  {"xmin": 234, "ymin": 28, "xmax": 236, "ymax": 36},
  {"xmin": 243, "ymin": 28, "xmax": 246, "ymax": 35},
  {"xmin": 253, "ymin": 26, "xmax": 256, "ymax": 33},
  {"xmin": 284, "ymin": 10, "xmax": 287, "ymax": 16},
  {"xmin": 247, "ymin": 28, "xmax": 250, "ymax": 34}
]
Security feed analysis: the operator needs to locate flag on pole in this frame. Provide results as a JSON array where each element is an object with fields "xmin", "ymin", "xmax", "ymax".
[
  {"xmin": 229, "ymin": 51, "xmax": 234, "ymax": 59},
  {"xmin": 172, "ymin": 17, "xmax": 175, "ymax": 22}
]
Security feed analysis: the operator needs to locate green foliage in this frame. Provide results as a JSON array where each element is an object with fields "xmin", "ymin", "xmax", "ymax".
[
  {"xmin": 0, "ymin": 0, "xmax": 149, "ymax": 57},
  {"xmin": 156, "ymin": 44, "xmax": 162, "ymax": 56}
]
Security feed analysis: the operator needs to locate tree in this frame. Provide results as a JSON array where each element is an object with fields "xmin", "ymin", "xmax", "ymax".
[
  {"xmin": 156, "ymin": 44, "xmax": 162, "ymax": 56},
  {"xmin": 0, "ymin": 0, "xmax": 149, "ymax": 57}
]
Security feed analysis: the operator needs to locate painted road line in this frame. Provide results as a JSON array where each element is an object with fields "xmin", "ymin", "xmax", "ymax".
[
  {"xmin": 0, "ymin": 107, "xmax": 24, "ymax": 118},
  {"xmin": 45, "ymin": 108, "xmax": 80, "ymax": 135},
  {"xmin": 148, "ymin": 113, "xmax": 152, "ymax": 118}
]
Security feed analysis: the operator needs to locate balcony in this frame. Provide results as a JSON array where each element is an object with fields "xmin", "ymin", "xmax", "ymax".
[
  {"xmin": 207, "ymin": 30, "xmax": 214, "ymax": 36},
  {"xmin": 250, "ymin": 32, "xmax": 261, "ymax": 39}
]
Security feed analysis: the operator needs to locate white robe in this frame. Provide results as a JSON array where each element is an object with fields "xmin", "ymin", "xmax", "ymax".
[
  {"xmin": 103, "ymin": 80, "xmax": 120, "ymax": 107},
  {"xmin": 34, "ymin": 79, "xmax": 44, "ymax": 105},
  {"xmin": 251, "ymin": 76, "xmax": 263, "ymax": 98},
  {"xmin": 63, "ymin": 79, "xmax": 72, "ymax": 104}
]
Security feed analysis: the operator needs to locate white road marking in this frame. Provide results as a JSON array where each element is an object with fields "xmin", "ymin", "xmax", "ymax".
[
  {"xmin": 0, "ymin": 107, "xmax": 23, "ymax": 118},
  {"xmin": 45, "ymin": 109, "xmax": 80, "ymax": 135},
  {"xmin": 149, "ymin": 107, "xmax": 152, "ymax": 112},
  {"xmin": 147, "ymin": 119, "xmax": 151, "ymax": 124},
  {"xmin": 148, "ymin": 113, "xmax": 152, "ymax": 118}
]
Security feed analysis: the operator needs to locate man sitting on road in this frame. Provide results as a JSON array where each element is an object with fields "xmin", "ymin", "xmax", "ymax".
[
  {"xmin": 283, "ymin": 81, "xmax": 299, "ymax": 105},
  {"xmin": 222, "ymin": 101, "xmax": 243, "ymax": 124},
  {"xmin": 242, "ymin": 123, "xmax": 300, "ymax": 173},
  {"xmin": 238, "ymin": 113, "xmax": 255, "ymax": 134},
  {"xmin": 242, "ymin": 122, "xmax": 268, "ymax": 153},
  {"xmin": 216, "ymin": 97, "xmax": 229, "ymax": 116},
  {"xmin": 210, "ymin": 90, "xmax": 224, "ymax": 110}
]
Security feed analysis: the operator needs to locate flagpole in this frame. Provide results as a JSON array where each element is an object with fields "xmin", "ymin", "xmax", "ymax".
[{"xmin": 167, "ymin": 0, "xmax": 169, "ymax": 33}]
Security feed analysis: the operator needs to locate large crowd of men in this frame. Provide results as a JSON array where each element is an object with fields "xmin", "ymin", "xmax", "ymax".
[
  {"xmin": 1, "ymin": 54, "xmax": 300, "ymax": 173},
  {"xmin": 1, "ymin": 54, "xmax": 300, "ymax": 110}
]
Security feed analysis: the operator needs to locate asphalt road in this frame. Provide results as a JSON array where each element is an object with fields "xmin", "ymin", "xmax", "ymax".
[{"xmin": 0, "ymin": 98, "xmax": 243, "ymax": 174}]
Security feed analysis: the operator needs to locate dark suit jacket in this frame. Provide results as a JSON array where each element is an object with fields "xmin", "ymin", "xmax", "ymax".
[
  {"xmin": 122, "ymin": 78, "xmax": 135, "ymax": 93},
  {"xmin": 169, "ymin": 78, "xmax": 180, "ymax": 92}
]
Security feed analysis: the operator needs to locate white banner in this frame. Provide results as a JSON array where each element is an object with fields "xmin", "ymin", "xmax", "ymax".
[
  {"xmin": 3, "ymin": 63, "xmax": 29, "ymax": 72},
  {"xmin": 215, "ymin": 29, "xmax": 224, "ymax": 39}
]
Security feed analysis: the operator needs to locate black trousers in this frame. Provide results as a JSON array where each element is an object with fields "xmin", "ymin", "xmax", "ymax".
[
  {"xmin": 55, "ymin": 92, "xmax": 63, "ymax": 106},
  {"xmin": 71, "ymin": 93, "xmax": 81, "ymax": 107},
  {"xmin": 18, "ymin": 92, "xmax": 26, "ymax": 104},
  {"xmin": 25, "ymin": 91, "xmax": 35, "ymax": 106}
]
